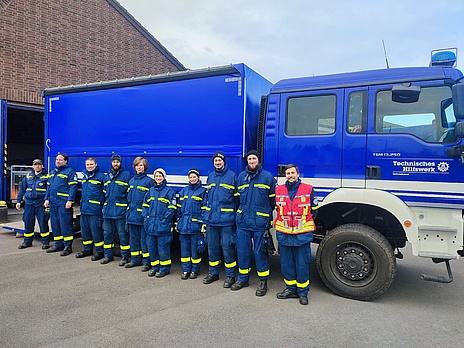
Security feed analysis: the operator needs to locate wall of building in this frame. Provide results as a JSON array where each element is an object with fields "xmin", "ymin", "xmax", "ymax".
[{"xmin": 0, "ymin": 0, "xmax": 184, "ymax": 105}]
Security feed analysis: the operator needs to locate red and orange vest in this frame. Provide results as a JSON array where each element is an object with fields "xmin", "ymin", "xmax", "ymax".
[{"xmin": 274, "ymin": 183, "xmax": 316, "ymax": 234}]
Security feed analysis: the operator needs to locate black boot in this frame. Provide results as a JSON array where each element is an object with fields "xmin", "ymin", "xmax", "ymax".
[
  {"xmin": 60, "ymin": 246, "xmax": 73, "ymax": 256},
  {"xmin": 46, "ymin": 245, "xmax": 64, "ymax": 253},
  {"xmin": 91, "ymin": 252, "xmax": 104, "ymax": 261},
  {"xmin": 75, "ymin": 250, "xmax": 93, "ymax": 258},
  {"xmin": 255, "ymin": 279, "xmax": 268, "ymax": 297}
]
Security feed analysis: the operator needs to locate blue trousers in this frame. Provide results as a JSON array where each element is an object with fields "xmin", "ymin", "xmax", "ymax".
[
  {"xmin": 50, "ymin": 205, "xmax": 73, "ymax": 248},
  {"xmin": 280, "ymin": 242, "xmax": 311, "ymax": 297},
  {"xmin": 206, "ymin": 225, "xmax": 236, "ymax": 277},
  {"xmin": 179, "ymin": 233, "xmax": 202, "ymax": 273},
  {"xmin": 128, "ymin": 224, "xmax": 149, "ymax": 266},
  {"xmin": 236, "ymin": 228, "xmax": 269, "ymax": 282},
  {"xmin": 103, "ymin": 218, "xmax": 129, "ymax": 258},
  {"xmin": 23, "ymin": 204, "xmax": 50, "ymax": 245},
  {"xmin": 80, "ymin": 214, "xmax": 103, "ymax": 254},
  {"xmin": 146, "ymin": 233, "xmax": 173, "ymax": 274}
]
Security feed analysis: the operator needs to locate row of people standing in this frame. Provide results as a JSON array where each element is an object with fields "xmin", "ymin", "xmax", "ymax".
[{"xmin": 16, "ymin": 151, "xmax": 318, "ymax": 305}]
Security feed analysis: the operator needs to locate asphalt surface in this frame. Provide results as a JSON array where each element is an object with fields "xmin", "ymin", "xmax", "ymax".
[{"xmin": 1, "ymin": 210, "xmax": 464, "ymax": 348}]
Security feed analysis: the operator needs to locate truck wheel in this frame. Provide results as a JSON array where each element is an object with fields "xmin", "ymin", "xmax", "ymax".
[{"xmin": 316, "ymin": 223, "xmax": 396, "ymax": 301}]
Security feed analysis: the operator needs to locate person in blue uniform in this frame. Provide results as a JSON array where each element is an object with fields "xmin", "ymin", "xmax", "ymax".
[
  {"xmin": 274, "ymin": 164, "xmax": 318, "ymax": 305},
  {"xmin": 44, "ymin": 153, "xmax": 78, "ymax": 256},
  {"xmin": 75, "ymin": 158, "xmax": 105, "ymax": 261},
  {"xmin": 100, "ymin": 154, "xmax": 131, "ymax": 265},
  {"xmin": 142, "ymin": 168, "xmax": 176, "ymax": 278},
  {"xmin": 124, "ymin": 157, "xmax": 153, "ymax": 270},
  {"xmin": 231, "ymin": 150, "xmax": 276, "ymax": 297},
  {"xmin": 176, "ymin": 169, "xmax": 207, "ymax": 279},
  {"xmin": 203, "ymin": 152, "xmax": 238, "ymax": 288},
  {"xmin": 16, "ymin": 158, "xmax": 50, "ymax": 250}
]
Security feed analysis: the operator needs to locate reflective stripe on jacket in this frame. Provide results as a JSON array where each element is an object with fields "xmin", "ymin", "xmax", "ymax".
[
  {"xmin": 102, "ymin": 169, "xmax": 131, "ymax": 219},
  {"xmin": 126, "ymin": 172, "xmax": 154, "ymax": 225},
  {"xmin": 80, "ymin": 168, "xmax": 105, "ymax": 216},
  {"xmin": 17, "ymin": 168, "xmax": 48, "ymax": 207},
  {"xmin": 45, "ymin": 165, "xmax": 78, "ymax": 205},
  {"xmin": 142, "ymin": 180, "xmax": 176, "ymax": 235},
  {"xmin": 177, "ymin": 182, "xmax": 207, "ymax": 234}
]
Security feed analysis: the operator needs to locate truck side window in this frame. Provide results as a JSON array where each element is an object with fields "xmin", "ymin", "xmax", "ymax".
[
  {"xmin": 286, "ymin": 94, "xmax": 336, "ymax": 136},
  {"xmin": 375, "ymin": 86, "xmax": 457, "ymax": 143},
  {"xmin": 347, "ymin": 91, "xmax": 367, "ymax": 134}
]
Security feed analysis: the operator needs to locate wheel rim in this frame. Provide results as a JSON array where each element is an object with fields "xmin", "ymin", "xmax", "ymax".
[{"xmin": 332, "ymin": 242, "xmax": 376, "ymax": 286}]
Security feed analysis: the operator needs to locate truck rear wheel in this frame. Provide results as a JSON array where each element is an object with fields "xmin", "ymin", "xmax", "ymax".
[{"xmin": 316, "ymin": 223, "xmax": 396, "ymax": 301}]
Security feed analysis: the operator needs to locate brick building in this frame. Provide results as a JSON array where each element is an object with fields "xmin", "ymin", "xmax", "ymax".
[{"xmin": 0, "ymin": 0, "xmax": 184, "ymax": 202}]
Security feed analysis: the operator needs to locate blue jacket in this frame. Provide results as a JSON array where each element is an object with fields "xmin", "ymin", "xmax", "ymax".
[
  {"xmin": 45, "ymin": 165, "xmax": 78, "ymax": 206},
  {"xmin": 177, "ymin": 181, "xmax": 207, "ymax": 234},
  {"xmin": 205, "ymin": 165, "xmax": 238, "ymax": 227},
  {"xmin": 102, "ymin": 168, "xmax": 131, "ymax": 219},
  {"xmin": 80, "ymin": 167, "xmax": 105, "ymax": 216},
  {"xmin": 142, "ymin": 180, "xmax": 176, "ymax": 235},
  {"xmin": 17, "ymin": 168, "xmax": 48, "ymax": 207},
  {"xmin": 236, "ymin": 165, "xmax": 276, "ymax": 231},
  {"xmin": 126, "ymin": 172, "xmax": 154, "ymax": 225}
]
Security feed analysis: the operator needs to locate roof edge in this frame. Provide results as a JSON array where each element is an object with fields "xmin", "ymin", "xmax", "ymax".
[{"xmin": 107, "ymin": 0, "xmax": 186, "ymax": 71}]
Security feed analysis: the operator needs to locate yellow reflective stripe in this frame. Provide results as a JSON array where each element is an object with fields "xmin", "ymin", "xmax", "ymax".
[
  {"xmin": 137, "ymin": 208, "xmax": 142, "ymax": 212},
  {"xmin": 160, "ymin": 259, "xmax": 171, "ymax": 266},
  {"xmin": 284, "ymin": 278, "xmax": 297, "ymax": 286},
  {"xmin": 137, "ymin": 186, "xmax": 149, "ymax": 191},
  {"xmin": 131, "ymin": 251, "xmax": 141, "ymax": 256},
  {"xmin": 94, "ymin": 241, "xmax": 104, "ymax": 247},
  {"xmin": 36, "ymin": 188, "xmax": 46, "ymax": 192},
  {"xmin": 297, "ymin": 280, "xmax": 310, "ymax": 288},
  {"xmin": 239, "ymin": 268, "xmax": 251, "ymax": 275},
  {"xmin": 158, "ymin": 197, "xmax": 170, "ymax": 204},
  {"xmin": 209, "ymin": 260, "xmax": 221, "ymax": 267},
  {"xmin": 257, "ymin": 269, "xmax": 270, "ymax": 277},
  {"xmin": 57, "ymin": 174, "xmax": 68, "ymax": 179},
  {"xmin": 151, "ymin": 260, "xmax": 160, "ymax": 266},
  {"xmin": 269, "ymin": 193, "xmax": 276, "ymax": 198},
  {"xmin": 256, "ymin": 212, "xmax": 269, "ymax": 217},
  {"xmin": 104, "ymin": 244, "xmax": 114, "ymax": 249},
  {"xmin": 237, "ymin": 209, "xmax": 242, "ymax": 213},
  {"xmin": 24, "ymin": 232, "xmax": 34, "ymax": 237},
  {"xmin": 191, "ymin": 257, "xmax": 202, "ymax": 264},
  {"xmin": 26, "ymin": 188, "xmax": 32, "ymax": 191},
  {"xmin": 89, "ymin": 200, "xmax": 101, "ymax": 205},
  {"xmin": 40, "ymin": 232, "xmax": 50, "ymax": 237},
  {"xmin": 68, "ymin": 181, "xmax": 77, "ymax": 185},
  {"xmin": 168, "ymin": 205, "xmax": 177, "ymax": 209},
  {"xmin": 88, "ymin": 180, "xmax": 101, "ymax": 184},
  {"xmin": 255, "ymin": 184, "xmax": 270, "ymax": 189},
  {"xmin": 115, "ymin": 181, "xmax": 128, "ymax": 186},
  {"xmin": 104, "ymin": 180, "xmax": 111, "ymax": 186},
  {"xmin": 142, "ymin": 203, "xmax": 150, "ymax": 207},
  {"xmin": 238, "ymin": 184, "xmax": 249, "ymax": 190},
  {"xmin": 120, "ymin": 245, "xmax": 130, "ymax": 250},
  {"xmin": 225, "ymin": 261, "xmax": 237, "ymax": 268},
  {"xmin": 142, "ymin": 252, "xmax": 150, "ymax": 258},
  {"xmin": 221, "ymin": 208, "xmax": 234, "ymax": 212},
  {"xmin": 115, "ymin": 203, "xmax": 128, "ymax": 207},
  {"xmin": 57, "ymin": 192, "xmax": 69, "ymax": 197},
  {"xmin": 219, "ymin": 183, "xmax": 235, "ymax": 190},
  {"xmin": 207, "ymin": 183, "xmax": 216, "ymax": 188},
  {"xmin": 64, "ymin": 236, "xmax": 73, "ymax": 241},
  {"xmin": 83, "ymin": 240, "xmax": 93, "ymax": 245},
  {"xmin": 191, "ymin": 195, "xmax": 202, "ymax": 201},
  {"xmin": 54, "ymin": 236, "xmax": 63, "ymax": 241},
  {"xmin": 181, "ymin": 257, "xmax": 191, "ymax": 263},
  {"xmin": 204, "ymin": 206, "xmax": 211, "ymax": 211}
]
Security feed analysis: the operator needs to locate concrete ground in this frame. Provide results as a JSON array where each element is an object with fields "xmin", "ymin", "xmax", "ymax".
[{"xmin": 1, "ymin": 209, "xmax": 464, "ymax": 348}]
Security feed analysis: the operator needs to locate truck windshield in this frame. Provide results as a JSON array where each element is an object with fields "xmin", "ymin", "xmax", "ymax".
[{"xmin": 376, "ymin": 85, "xmax": 457, "ymax": 143}]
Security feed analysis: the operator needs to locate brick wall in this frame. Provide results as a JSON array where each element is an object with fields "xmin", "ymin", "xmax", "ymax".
[{"xmin": 0, "ymin": 0, "xmax": 183, "ymax": 105}]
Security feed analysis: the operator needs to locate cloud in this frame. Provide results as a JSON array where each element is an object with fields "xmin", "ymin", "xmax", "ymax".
[{"xmin": 117, "ymin": 0, "xmax": 464, "ymax": 82}]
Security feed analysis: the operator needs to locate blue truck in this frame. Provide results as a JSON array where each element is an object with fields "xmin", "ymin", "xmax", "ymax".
[{"xmin": 43, "ymin": 52, "xmax": 464, "ymax": 300}]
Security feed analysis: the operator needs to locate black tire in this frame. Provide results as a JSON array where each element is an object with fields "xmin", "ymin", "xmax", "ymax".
[{"xmin": 316, "ymin": 223, "xmax": 396, "ymax": 301}]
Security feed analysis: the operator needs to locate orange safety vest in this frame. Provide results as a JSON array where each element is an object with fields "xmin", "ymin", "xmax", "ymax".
[{"xmin": 274, "ymin": 183, "xmax": 316, "ymax": 234}]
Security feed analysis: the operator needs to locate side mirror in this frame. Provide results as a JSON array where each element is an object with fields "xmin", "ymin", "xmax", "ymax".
[
  {"xmin": 392, "ymin": 83, "xmax": 421, "ymax": 103},
  {"xmin": 452, "ymin": 83, "xmax": 464, "ymax": 119},
  {"xmin": 454, "ymin": 121, "xmax": 464, "ymax": 138}
]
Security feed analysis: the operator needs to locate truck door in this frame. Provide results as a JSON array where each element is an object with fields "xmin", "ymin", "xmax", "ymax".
[
  {"xmin": 275, "ymin": 89, "xmax": 344, "ymax": 195},
  {"xmin": 366, "ymin": 83, "xmax": 464, "ymax": 205},
  {"xmin": 342, "ymin": 88, "xmax": 368, "ymax": 188},
  {"xmin": 0, "ymin": 100, "xmax": 6, "ymax": 202}
]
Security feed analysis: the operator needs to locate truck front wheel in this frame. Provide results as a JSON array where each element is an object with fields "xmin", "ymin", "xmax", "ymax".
[{"xmin": 316, "ymin": 223, "xmax": 396, "ymax": 301}]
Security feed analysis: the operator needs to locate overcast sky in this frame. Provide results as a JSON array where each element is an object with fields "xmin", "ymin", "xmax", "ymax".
[{"xmin": 117, "ymin": 0, "xmax": 464, "ymax": 83}]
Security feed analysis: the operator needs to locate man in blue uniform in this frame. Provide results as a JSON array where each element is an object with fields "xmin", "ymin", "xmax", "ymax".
[
  {"xmin": 75, "ymin": 158, "xmax": 105, "ymax": 260},
  {"xmin": 231, "ymin": 150, "xmax": 276, "ymax": 296},
  {"xmin": 16, "ymin": 159, "xmax": 50, "ymax": 249},
  {"xmin": 203, "ymin": 152, "xmax": 238, "ymax": 288},
  {"xmin": 45, "ymin": 153, "xmax": 78, "ymax": 256},
  {"xmin": 100, "ymin": 154, "xmax": 131, "ymax": 265}
]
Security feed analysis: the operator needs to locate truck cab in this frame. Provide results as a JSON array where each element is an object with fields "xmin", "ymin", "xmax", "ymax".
[{"xmin": 261, "ymin": 50, "xmax": 464, "ymax": 300}]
